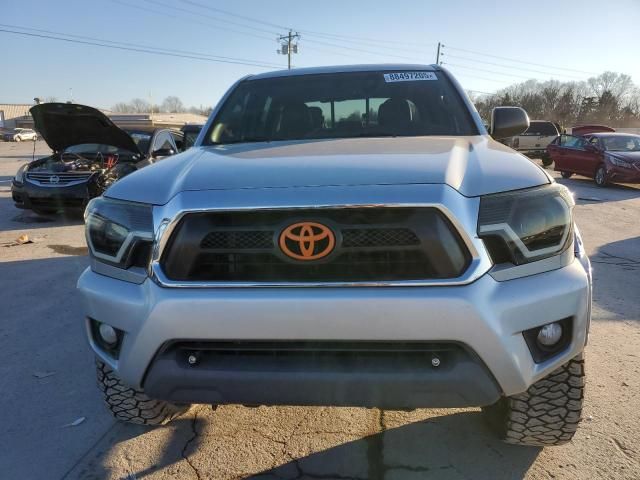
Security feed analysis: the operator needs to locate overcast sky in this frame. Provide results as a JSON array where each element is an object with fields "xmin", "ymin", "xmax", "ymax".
[{"xmin": 2, "ymin": 0, "xmax": 639, "ymax": 109}]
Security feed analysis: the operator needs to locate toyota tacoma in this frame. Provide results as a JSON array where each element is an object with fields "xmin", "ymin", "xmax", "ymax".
[{"xmin": 78, "ymin": 64, "xmax": 591, "ymax": 446}]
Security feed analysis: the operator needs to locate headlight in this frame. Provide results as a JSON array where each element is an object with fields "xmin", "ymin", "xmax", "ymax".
[
  {"xmin": 84, "ymin": 197, "xmax": 153, "ymax": 269},
  {"xmin": 608, "ymin": 155, "xmax": 632, "ymax": 168},
  {"xmin": 478, "ymin": 184, "xmax": 573, "ymax": 265},
  {"xmin": 14, "ymin": 164, "xmax": 27, "ymax": 184}
]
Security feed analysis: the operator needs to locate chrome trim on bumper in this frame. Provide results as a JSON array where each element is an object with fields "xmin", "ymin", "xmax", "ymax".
[{"xmin": 147, "ymin": 184, "xmax": 492, "ymax": 288}]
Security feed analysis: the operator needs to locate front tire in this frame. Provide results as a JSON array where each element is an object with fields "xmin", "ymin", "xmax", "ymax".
[
  {"xmin": 560, "ymin": 171, "xmax": 573, "ymax": 179},
  {"xmin": 482, "ymin": 353, "xmax": 585, "ymax": 446},
  {"xmin": 15, "ymin": 136, "xmax": 21, "ymax": 142},
  {"xmin": 594, "ymin": 165, "xmax": 608, "ymax": 187},
  {"xmin": 541, "ymin": 153, "xmax": 553, "ymax": 167},
  {"xmin": 96, "ymin": 360, "xmax": 191, "ymax": 425}
]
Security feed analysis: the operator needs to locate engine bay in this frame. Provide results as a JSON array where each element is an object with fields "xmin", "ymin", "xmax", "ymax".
[{"xmin": 29, "ymin": 150, "xmax": 133, "ymax": 173}]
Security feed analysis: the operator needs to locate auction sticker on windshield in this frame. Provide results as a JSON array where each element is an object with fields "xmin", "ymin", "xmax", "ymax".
[{"xmin": 383, "ymin": 72, "xmax": 437, "ymax": 82}]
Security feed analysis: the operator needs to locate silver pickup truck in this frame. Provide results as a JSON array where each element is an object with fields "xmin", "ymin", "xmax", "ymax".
[{"xmin": 78, "ymin": 64, "xmax": 591, "ymax": 447}]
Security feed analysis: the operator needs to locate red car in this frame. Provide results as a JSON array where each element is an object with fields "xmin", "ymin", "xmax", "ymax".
[{"xmin": 547, "ymin": 132, "xmax": 640, "ymax": 187}]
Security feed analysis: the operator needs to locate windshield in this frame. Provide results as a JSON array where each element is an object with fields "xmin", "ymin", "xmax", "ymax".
[
  {"xmin": 125, "ymin": 131, "xmax": 152, "ymax": 153},
  {"xmin": 601, "ymin": 135, "xmax": 640, "ymax": 152},
  {"xmin": 204, "ymin": 70, "xmax": 477, "ymax": 145}
]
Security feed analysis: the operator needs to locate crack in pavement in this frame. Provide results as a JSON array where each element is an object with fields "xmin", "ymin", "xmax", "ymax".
[
  {"xmin": 611, "ymin": 437, "xmax": 637, "ymax": 461},
  {"xmin": 592, "ymin": 251, "xmax": 640, "ymax": 270},
  {"xmin": 182, "ymin": 408, "xmax": 203, "ymax": 480}
]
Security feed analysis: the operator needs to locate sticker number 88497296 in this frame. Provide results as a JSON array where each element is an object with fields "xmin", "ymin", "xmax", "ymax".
[{"xmin": 383, "ymin": 72, "xmax": 438, "ymax": 82}]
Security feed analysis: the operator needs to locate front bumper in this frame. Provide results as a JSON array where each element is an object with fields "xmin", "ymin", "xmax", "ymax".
[
  {"xmin": 11, "ymin": 179, "xmax": 90, "ymax": 211},
  {"xmin": 606, "ymin": 164, "xmax": 640, "ymax": 183},
  {"xmin": 78, "ymin": 256, "xmax": 591, "ymax": 407}
]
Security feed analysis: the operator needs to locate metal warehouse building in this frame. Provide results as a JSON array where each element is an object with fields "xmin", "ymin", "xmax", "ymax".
[{"xmin": 0, "ymin": 103, "xmax": 207, "ymax": 131}]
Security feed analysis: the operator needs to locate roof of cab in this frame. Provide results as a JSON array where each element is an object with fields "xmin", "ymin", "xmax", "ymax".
[{"xmin": 247, "ymin": 63, "xmax": 440, "ymax": 81}]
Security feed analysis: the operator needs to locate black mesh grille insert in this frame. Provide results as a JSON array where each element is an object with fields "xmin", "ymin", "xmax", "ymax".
[
  {"xmin": 201, "ymin": 231, "xmax": 274, "ymax": 249},
  {"xmin": 342, "ymin": 228, "xmax": 419, "ymax": 247},
  {"xmin": 161, "ymin": 208, "xmax": 471, "ymax": 282}
]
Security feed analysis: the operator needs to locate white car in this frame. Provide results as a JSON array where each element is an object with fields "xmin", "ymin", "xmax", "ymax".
[{"xmin": 3, "ymin": 128, "xmax": 38, "ymax": 142}]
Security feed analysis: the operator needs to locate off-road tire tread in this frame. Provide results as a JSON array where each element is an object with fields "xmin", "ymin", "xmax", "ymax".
[
  {"xmin": 483, "ymin": 354, "xmax": 585, "ymax": 446},
  {"xmin": 96, "ymin": 360, "xmax": 190, "ymax": 425}
]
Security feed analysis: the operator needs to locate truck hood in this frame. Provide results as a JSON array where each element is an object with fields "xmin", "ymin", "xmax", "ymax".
[
  {"xmin": 30, "ymin": 103, "xmax": 141, "ymax": 155},
  {"xmin": 105, "ymin": 136, "xmax": 550, "ymax": 204}
]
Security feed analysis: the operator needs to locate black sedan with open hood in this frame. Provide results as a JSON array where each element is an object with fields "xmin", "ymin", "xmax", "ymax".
[{"xmin": 11, "ymin": 103, "xmax": 180, "ymax": 215}]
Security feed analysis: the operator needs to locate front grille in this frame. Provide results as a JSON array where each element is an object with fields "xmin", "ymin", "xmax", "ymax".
[
  {"xmin": 30, "ymin": 197, "xmax": 85, "ymax": 208},
  {"xmin": 26, "ymin": 172, "xmax": 93, "ymax": 186},
  {"xmin": 161, "ymin": 208, "xmax": 471, "ymax": 283}
]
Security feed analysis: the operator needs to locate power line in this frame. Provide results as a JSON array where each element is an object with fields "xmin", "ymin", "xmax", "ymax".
[
  {"xmin": 112, "ymin": 0, "xmax": 427, "ymax": 64},
  {"xmin": 112, "ymin": 0, "xmax": 277, "ymax": 42},
  {"xmin": 300, "ymin": 31, "xmax": 435, "ymax": 53},
  {"xmin": 140, "ymin": 0, "xmax": 279, "ymax": 37},
  {"xmin": 0, "ymin": 27, "xmax": 284, "ymax": 68},
  {"xmin": 180, "ymin": 0, "xmax": 289, "ymax": 30},
  {"xmin": 302, "ymin": 37, "xmax": 422, "ymax": 62},
  {"xmin": 443, "ymin": 62, "xmax": 545, "ymax": 80},
  {"xmin": 443, "ymin": 69, "xmax": 517, "ymax": 85},
  {"xmin": 443, "ymin": 45, "xmax": 598, "ymax": 75},
  {"xmin": 179, "ymin": 0, "xmax": 437, "ymax": 50},
  {"xmin": 443, "ymin": 54, "xmax": 584, "ymax": 80},
  {"xmin": 0, "ymin": 23, "xmax": 281, "ymax": 66}
]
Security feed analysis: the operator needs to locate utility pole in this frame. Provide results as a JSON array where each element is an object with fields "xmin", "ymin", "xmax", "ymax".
[
  {"xmin": 278, "ymin": 30, "xmax": 300, "ymax": 69},
  {"xmin": 436, "ymin": 42, "xmax": 443, "ymax": 66}
]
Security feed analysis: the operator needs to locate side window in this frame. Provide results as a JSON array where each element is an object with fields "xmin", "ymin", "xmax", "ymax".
[
  {"xmin": 538, "ymin": 122, "xmax": 558, "ymax": 136},
  {"xmin": 523, "ymin": 123, "xmax": 541, "ymax": 136},
  {"xmin": 172, "ymin": 132, "xmax": 184, "ymax": 152},
  {"xmin": 559, "ymin": 135, "xmax": 585, "ymax": 148}
]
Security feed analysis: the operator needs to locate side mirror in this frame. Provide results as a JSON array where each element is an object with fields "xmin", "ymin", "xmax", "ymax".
[
  {"xmin": 490, "ymin": 107, "xmax": 530, "ymax": 140},
  {"xmin": 151, "ymin": 148, "xmax": 175, "ymax": 159}
]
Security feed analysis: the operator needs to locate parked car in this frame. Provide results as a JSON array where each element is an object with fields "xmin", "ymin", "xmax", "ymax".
[
  {"xmin": 78, "ymin": 65, "xmax": 591, "ymax": 447},
  {"xmin": 3, "ymin": 128, "xmax": 38, "ymax": 142},
  {"xmin": 12, "ymin": 103, "xmax": 179, "ymax": 215},
  {"xmin": 548, "ymin": 132, "xmax": 640, "ymax": 186},
  {"xmin": 181, "ymin": 123, "xmax": 204, "ymax": 150},
  {"xmin": 506, "ymin": 120, "xmax": 560, "ymax": 165}
]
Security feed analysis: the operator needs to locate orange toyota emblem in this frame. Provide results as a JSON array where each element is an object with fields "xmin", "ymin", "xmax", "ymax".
[{"xmin": 279, "ymin": 222, "xmax": 336, "ymax": 261}]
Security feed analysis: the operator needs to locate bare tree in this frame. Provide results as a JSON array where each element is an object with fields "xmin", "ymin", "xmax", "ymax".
[
  {"xmin": 129, "ymin": 98, "xmax": 151, "ymax": 113},
  {"xmin": 161, "ymin": 96, "xmax": 185, "ymax": 113},
  {"xmin": 112, "ymin": 102, "xmax": 132, "ymax": 113},
  {"xmin": 587, "ymin": 72, "xmax": 633, "ymax": 101},
  {"xmin": 471, "ymin": 71, "xmax": 640, "ymax": 127}
]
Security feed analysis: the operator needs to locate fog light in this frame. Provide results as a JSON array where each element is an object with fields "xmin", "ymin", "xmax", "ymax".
[
  {"xmin": 98, "ymin": 323, "xmax": 118, "ymax": 345},
  {"xmin": 537, "ymin": 322, "xmax": 563, "ymax": 347}
]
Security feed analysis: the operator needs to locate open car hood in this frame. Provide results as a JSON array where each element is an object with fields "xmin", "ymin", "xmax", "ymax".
[
  {"xmin": 30, "ymin": 103, "xmax": 141, "ymax": 155},
  {"xmin": 572, "ymin": 125, "xmax": 615, "ymax": 136}
]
